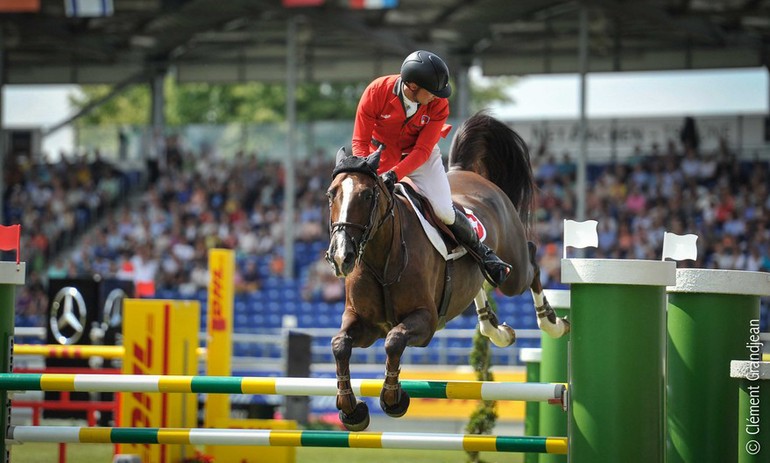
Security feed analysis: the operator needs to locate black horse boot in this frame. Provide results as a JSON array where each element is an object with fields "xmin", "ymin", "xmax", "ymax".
[{"xmin": 448, "ymin": 207, "xmax": 512, "ymax": 287}]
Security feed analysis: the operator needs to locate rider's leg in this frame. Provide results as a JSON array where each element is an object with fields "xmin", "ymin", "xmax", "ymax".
[
  {"xmin": 405, "ymin": 146, "xmax": 511, "ymax": 287},
  {"xmin": 447, "ymin": 208, "xmax": 511, "ymax": 286}
]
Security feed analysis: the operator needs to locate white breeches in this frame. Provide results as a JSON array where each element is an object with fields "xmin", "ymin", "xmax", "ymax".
[{"xmin": 402, "ymin": 145, "xmax": 455, "ymax": 224}]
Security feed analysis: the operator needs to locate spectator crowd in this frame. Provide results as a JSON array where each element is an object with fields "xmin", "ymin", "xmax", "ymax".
[{"xmin": 3, "ymin": 121, "xmax": 769, "ymax": 325}]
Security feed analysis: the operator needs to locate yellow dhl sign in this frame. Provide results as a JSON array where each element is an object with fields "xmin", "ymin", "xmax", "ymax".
[{"xmin": 119, "ymin": 299, "xmax": 199, "ymax": 463}]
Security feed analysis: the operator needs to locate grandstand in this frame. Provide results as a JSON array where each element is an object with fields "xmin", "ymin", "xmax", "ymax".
[{"xmin": 6, "ymin": 119, "xmax": 769, "ymax": 374}]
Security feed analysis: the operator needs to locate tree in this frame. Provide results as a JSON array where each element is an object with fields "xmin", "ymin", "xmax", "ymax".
[
  {"xmin": 69, "ymin": 77, "xmax": 366, "ymax": 126},
  {"xmin": 68, "ymin": 72, "xmax": 512, "ymax": 125},
  {"xmin": 469, "ymin": 70, "xmax": 516, "ymax": 114}
]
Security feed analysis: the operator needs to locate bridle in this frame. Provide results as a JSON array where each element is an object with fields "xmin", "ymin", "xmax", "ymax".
[{"xmin": 327, "ymin": 172, "xmax": 407, "ymax": 286}]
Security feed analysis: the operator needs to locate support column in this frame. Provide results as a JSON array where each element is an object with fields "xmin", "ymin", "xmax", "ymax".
[
  {"xmin": 562, "ymin": 259, "xmax": 675, "ymax": 463},
  {"xmin": 0, "ymin": 261, "xmax": 26, "ymax": 463},
  {"xmin": 520, "ymin": 347, "xmax": 541, "ymax": 463},
  {"xmin": 539, "ymin": 289, "xmax": 569, "ymax": 463},
  {"xmin": 731, "ymin": 361, "xmax": 770, "ymax": 463},
  {"xmin": 667, "ymin": 269, "xmax": 770, "ymax": 463}
]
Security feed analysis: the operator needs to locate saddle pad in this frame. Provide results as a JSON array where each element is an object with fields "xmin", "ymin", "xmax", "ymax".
[{"xmin": 395, "ymin": 184, "xmax": 487, "ymax": 261}]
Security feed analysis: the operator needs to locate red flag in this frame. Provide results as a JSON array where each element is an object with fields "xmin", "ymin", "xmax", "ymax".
[{"xmin": 0, "ymin": 224, "xmax": 21, "ymax": 264}]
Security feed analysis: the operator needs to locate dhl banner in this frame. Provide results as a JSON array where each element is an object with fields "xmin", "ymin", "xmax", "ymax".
[
  {"xmin": 119, "ymin": 299, "xmax": 199, "ymax": 463},
  {"xmin": 204, "ymin": 249, "xmax": 234, "ymax": 430},
  {"xmin": 400, "ymin": 369, "xmax": 527, "ymax": 420}
]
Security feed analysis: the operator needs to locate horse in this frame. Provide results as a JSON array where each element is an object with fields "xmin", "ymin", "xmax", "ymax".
[{"xmin": 325, "ymin": 111, "xmax": 570, "ymax": 431}]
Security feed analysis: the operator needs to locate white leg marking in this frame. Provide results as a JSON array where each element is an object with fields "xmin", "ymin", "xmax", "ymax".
[
  {"xmin": 533, "ymin": 289, "xmax": 568, "ymax": 338},
  {"xmin": 475, "ymin": 290, "xmax": 515, "ymax": 348}
]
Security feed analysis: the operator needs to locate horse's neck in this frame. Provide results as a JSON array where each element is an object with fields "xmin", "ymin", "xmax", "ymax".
[{"xmin": 362, "ymin": 197, "xmax": 413, "ymax": 275}]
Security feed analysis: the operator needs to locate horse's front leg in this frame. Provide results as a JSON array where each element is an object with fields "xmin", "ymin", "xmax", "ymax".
[
  {"xmin": 332, "ymin": 309, "xmax": 378, "ymax": 431},
  {"xmin": 381, "ymin": 308, "xmax": 434, "ymax": 418},
  {"xmin": 527, "ymin": 241, "xmax": 570, "ymax": 338}
]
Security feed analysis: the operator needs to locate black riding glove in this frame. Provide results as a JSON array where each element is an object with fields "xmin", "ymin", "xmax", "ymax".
[{"xmin": 380, "ymin": 170, "xmax": 397, "ymax": 191}]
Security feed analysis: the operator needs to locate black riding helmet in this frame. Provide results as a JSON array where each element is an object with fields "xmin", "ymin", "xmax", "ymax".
[{"xmin": 400, "ymin": 50, "xmax": 452, "ymax": 98}]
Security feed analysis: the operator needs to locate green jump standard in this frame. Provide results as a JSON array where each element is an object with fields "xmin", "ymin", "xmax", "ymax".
[
  {"xmin": 539, "ymin": 289, "xmax": 569, "ymax": 463},
  {"xmin": 520, "ymin": 347, "xmax": 542, "ymax": 463},
  {"xmin": 0, "ymin": 261, "xmax": 26, "ymax": 463},
  {"xmin": 667, "ymin": 269, "xmax": 770, "ymax": 463},
  {"xmin": 562, "ymin": 258, "xmax": 675, "ymax": 463},
  {"xmin": 731, "ymin": 360, "xmax": 770, "ymax": 463}
]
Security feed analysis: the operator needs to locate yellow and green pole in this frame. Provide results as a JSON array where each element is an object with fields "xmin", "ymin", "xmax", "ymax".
[
  {"xmin": 562, "ymin": 259, "xmax": 675, "ymax": 463},
  {"xmin": 667, "ymin": 269, "xmax": 770, "ymax": 463},
  {"xmin": 0, "ymin": 261, "xmax": 25, "ymax": 463},
  {"xmin": 539, "ymin": 289, "xmax": 569, "ymax": 463}
]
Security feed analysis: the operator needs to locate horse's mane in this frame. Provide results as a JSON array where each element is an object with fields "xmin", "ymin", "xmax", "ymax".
[{"xmin": 448, "ymin": 111, "xmax": 536, "ymax": 234}]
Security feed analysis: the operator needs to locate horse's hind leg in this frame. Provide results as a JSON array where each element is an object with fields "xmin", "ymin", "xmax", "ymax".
[
  {"xmin": 474, "ymin": 290, "xmax": 516, "ymax": 347},
  {"xmin": 380, "ymin": 309, "xmax": 434, "ymax": 418},
  {"xmin": 332, "ymin": 310, "xmax": 379, "ymax": 431},
  {"xmin": 527, "ymin": 241, "xmax": 570, "ymax": 338}
]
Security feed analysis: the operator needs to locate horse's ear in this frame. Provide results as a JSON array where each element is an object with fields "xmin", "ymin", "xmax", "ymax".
[
  {"xmin": 365, "ymin": 150, "xmax": 381, "ymax": 172},
  {"xmin": 335, "ymin": 146, "xmax": 350, "ymax": 166}
]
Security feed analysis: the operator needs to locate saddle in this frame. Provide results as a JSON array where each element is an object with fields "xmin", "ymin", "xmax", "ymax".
[{"xmin": 394, "ymin": 182, "xmax": 464, "ymax": 260}]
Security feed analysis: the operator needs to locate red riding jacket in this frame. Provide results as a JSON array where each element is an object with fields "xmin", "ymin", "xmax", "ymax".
[{"xmin": 352, "ymin": 75, "xmax": 451, "ymax": 180}]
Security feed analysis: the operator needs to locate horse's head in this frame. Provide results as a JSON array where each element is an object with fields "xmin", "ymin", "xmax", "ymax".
[{"xmin": 325, "ymin": 147, "xmax": 388, "ymax": 277}]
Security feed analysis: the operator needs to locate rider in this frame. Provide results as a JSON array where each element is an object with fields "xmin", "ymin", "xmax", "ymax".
[{"xmin": 351, "ymin": 50, "xmax": 511, "ymax": 287}]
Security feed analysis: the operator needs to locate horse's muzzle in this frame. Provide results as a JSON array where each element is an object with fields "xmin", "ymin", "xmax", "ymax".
[{"xmin": 327, "ymin": 232, "xmax": 356, "ymax": 277}]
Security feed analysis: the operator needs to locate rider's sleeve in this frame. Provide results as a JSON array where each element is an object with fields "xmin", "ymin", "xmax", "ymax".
[
  {"xmin": 391, "ymin": 101, "xmax": 450, "ymax": 180},
  {"xmin": 352, "ymin": 83, "xmax": 379, "ymax": 158}
]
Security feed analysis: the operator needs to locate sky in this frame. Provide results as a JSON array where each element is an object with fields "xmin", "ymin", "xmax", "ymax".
[
  {"xmin": 3, "ymin": 67, "xmax": 769, "ymax": 156},
  {"xmin": 486, "ymin": 67, "xmax": 769, "ymax": 120}
]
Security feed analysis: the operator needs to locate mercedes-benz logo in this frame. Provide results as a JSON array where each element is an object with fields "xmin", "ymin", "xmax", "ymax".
[
  {"xmin": 50, "ymin": 286, "xmax": 87, "ymax": 345},
  {"xmin": 102, "ymin": 288, "xmax": 126, "ymax": 331}
]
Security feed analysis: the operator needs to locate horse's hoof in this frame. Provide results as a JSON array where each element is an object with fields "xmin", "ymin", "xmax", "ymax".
[
  {"xmin": 485, "ymin": 322, "xmax": 516, "ymax": 348},
  {"xmin": 380, "ymin": 389, "xmax": 411, "ymax": 418},
  {"xmin": 562, "ymin": 317, "xmax": 571, "ymax": 334},
  {"xmin": 339, "ymin": 400, "xmax": 370, "ymax": 431}
]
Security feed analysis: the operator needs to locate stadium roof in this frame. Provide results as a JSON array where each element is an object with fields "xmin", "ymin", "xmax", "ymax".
[{"xmin": 2, "ymin": 0, "xmax": 769, "ymax": 86}]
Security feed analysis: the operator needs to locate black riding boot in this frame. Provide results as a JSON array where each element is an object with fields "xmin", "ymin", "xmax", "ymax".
[{"xmin": 448, "ymin": 208, "xmax": 512, "ymax": 287}]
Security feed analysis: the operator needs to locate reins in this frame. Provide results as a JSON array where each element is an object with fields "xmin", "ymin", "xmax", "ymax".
[{"xmin": 329, "ymin": 173, "xmax": 408, "ymax": 327}]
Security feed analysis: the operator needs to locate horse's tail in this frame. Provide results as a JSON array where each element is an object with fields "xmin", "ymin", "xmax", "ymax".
[{"xmin": 447, "ymin": 111, "xmax": 536, "ymax": 235}]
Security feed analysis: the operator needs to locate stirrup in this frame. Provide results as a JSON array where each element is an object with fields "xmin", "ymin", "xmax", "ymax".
[{"xmin": 480, "ymin": 259, "xmax": 512, "ymax": 287}]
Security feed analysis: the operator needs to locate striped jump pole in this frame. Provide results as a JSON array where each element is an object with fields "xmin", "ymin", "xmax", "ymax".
[
  {"xmin": 13, "ymin": 344, "xmax": 207, "ymax": 359},
  {"xmin": 731, "ymin": 361, "xmax": 770, "ymax": 463},
  {"xmin": 0, "ymin": 373, "xmax": 566, "ymax": 402},
  {"xmin": 539, "ymin": 289, "xmax": 569, "ymax": 463},
  {"xmin": 7, "ymin": 426, "xmax": 568, "ymax": 454},
  {"xmin": 562, "ymin": 258, "xmax": 676, "ymax": 463},
  {"xmin": 0, "ymin": 261, "xmax": 25, "ymax": 463},
  {"xmin": 667, "ymin": 269, "xmax": 770, "ymax": 463}
]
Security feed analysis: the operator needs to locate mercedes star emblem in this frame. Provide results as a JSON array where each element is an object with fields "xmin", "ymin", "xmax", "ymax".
[{"xmin": 50, "ymin": 286, "xmax": 88, "ymax": 345}]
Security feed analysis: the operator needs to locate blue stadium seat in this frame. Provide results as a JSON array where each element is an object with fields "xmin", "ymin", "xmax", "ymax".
[
  {"xmin": 233, "ymin": 342, "xmax": 250, "ymax": 357},
  {"xmin": 235, "ymin": 313, "xmax": 249, "ymax": 326},
  {"xmin": 248, "ymin": 314, "xmax": 265, "ymax": 328},
  {"xmin": 234, "ymin": 300, "xmax": 247, "ymax": 314}
]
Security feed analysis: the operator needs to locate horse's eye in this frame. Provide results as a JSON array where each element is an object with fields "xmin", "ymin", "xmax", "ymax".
[
  {"xmin": 326, "ymin": 191, "xmax": 334, "ymax": 202},
  {"xmin": 362, "ymin": 190, "xmax": 374, "ymax": 201}
]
